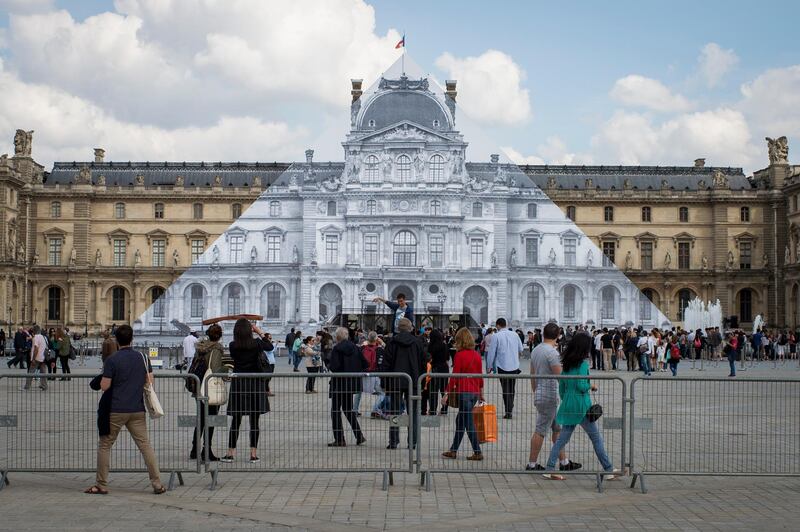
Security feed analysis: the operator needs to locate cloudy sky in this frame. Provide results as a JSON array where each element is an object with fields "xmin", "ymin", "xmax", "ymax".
[{"xmin": 0, "ymin": 0, "xmax": 798, "ymax": 174}]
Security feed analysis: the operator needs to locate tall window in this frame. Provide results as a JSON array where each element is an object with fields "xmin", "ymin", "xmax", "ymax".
[
  {"xmin": 151, "ymin": 287, "xmax": 165, "ymax": 318},
  {"xmin": 602, "ymin": 241, "xmax": 615, "ymax": 267},
  {"xmin": 679, "ymin": 206, "xmax": 689, "ymax": 223},
  {"xmin": 190, "ymin": 285, "xmax": 204, "ymax": 318},
  {"xmin": 227, "ymin": 285, "xmax": 242, "ymax": 315},
  {"xmin": 678, "ymin": 289, "xmax": 693, "ymax": 321},
  {"xmin": 114, "ymin": 202, "xmax": 126, "ymax": 219},
  {"xmin": 641, "ymin": 206, "xmax": 651, "ymax": 222},
  {"xmin": 232, "ymin": 203, "xmax": 242, "ymax": 219},
  {"xmin": 470, "ymin": 238, "xmax": 484, "ymax": 268},
  {"xmin": 151, "ymin": 239, "xmax": 165, "ymax": 267},
  {"xmin": 431, "ymin": 199, "xmax": 441, "ymax": 216},
  {"xmin": 364, "ymin": 234, "xmax": 379, "ymax": 267},
  {"xmin": 739, "ymin": 242, "xmax": 752, "ymax": 269},
  {"xmin": 191, "ymin": 239, "xmax": 204, "ymax": 264},
  {"xmin": 192, "ymin": 203, "xmax": 203, "ymax": 220},
  {"xmin": 566, "ymin": 205, "xmax": 576, "ymax": 221},
  {"xmin": 265, "ymin": 283, "xmax": 281, "ymax": 319},
  {"xmin": 325, "ymin": 234, "xmax": 338, "ymax": 264},
  {"xmin": 526, "ymin": 285, "xmax": 541, "ymax": 318},
  {"xmin": 429, "ymin": 154, "xmax": 445, "ymax": 183},
  {"xmin": 640, "ymin": 242, "xmax": 653, "ymax": 270},
  {"xmin": 113, "ymin": 239, "xmax": 127, "ymax": 267},
  {"xmin": 366, "ymin": 199, "xmax": 377, "ymax": 215},
  {"xmin": 527, "ymin": 203, "xmax": 537, "ymax": 219},
  {"xmin": 740, "ymin": 206, "xmax": 750, "ymax": 222},
  {"xmin": 51, "ymin": 201, "xmax": 61, "ymax": 218},
  {"xmin": 525, "ymin": 237, "xmax": 538, "ymax": 266},
  {"xmin": 563, "ymin": 285, "xmax": 576, "ymax": 319},
  {"xmin": 47, "ymin": 286, "xmax": 61, "ymax": 321},
  {"xmin": 639, "ymin": 289, "xmax": 654, "ymax": 321},
  {"xmin": 393, "ymin": 230, "xmax": 417, "ymax": 266},
  {"xmin": 601, "ymin": 286, "xmax": 615, "ymax": 320},
  {"xmin": 266, "ymin": 235, "xmax": 281, "ymax": 263},
  {"xmin": 429, "ymin": 234, "xmax": 443, "ymax": 267},
  {"xmin": 112, "ymin": 287, "xmax": 126, "ymax": 321},
  {"xmin": 678, "ymin": 242, "xmax": 690, "ymax": 269},
  {"xmin": 604, "ymin": 206, "xmax": 614, "ymax": 222},
  {"xmin": 397, "ymin": 154, "xmax": 412, "ymax": 183},
  {"xmin": 154, "ymin": 203, "xmax": 164, "ymax": 219},
  {"xmin": 739, "ymin": 289, "xmax": 753, "ymax": 322},
  {"xmin": 48, "ymin": 237, "xmax": 63, "ymax": 265},
  {"xmin": 363, "ymin": 155, "xmax": 381, "ymax": 185},
  {"xmin": 229, "ymin": 235, "xmax": 244, "ymax": 263},
  {"xmin": 327, "ymin": 201, "xmax": 337, "ymax": 216},
  {"xmin": 472, "ymin": 202, "xmax": 483, "ymax": 217},
  {"xmin": 564, "ymin": 238, "xmax": 576, "ymax": 266},
  {"xmin": 269, "ymin": 201, "xmax": 281, "ymax": 217}
]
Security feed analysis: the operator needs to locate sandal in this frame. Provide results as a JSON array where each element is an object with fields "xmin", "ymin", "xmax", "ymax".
[
  {"xmin": 153, "ymin": 486, "xmax": 167, "ymax": 495},
  {"xmin": 84, "ymin": 485, "xmax": 108, "ymax": 495}
]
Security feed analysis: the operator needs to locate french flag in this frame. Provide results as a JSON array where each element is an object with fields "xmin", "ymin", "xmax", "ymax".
[{"xmin": 395, "ymin": 34, "xmax": 405, "ymax": 49}]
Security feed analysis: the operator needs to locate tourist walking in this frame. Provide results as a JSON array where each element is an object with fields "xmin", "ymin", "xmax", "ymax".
[
  {"xmin": 486, "ymin": 317, "xmax": 523, "ymax": 419},
  {"xmin": 56, "ymin": 327, "xmax": 72, "ymax": 380},
  {"xmin": 380, "ymin": 318, "xmax": 425, "ymax": 449},
  {"xmin": 724, "ymin": 334, "xmax": 737, "ymax": 377},
  {"xmin": 301, "ymin": 336, "xmax": 321, "ymax": 393},
  {"xmin": 637, "ymin": 331, "xmax": 652, "ymax": 376},
  {"xmin": 291, "ymin": 331, "xmax": 303, "ymax": 372},
  {"xmin": 327, "ymin": 327, "xmax": 367, "ymax": 447},
  {"xmin": 441, "ymin": 328, "xmax": 483, "ymax": 461},
  {"xmin": 182, "ymin": 330, "xmax": 199, "ymax": 370},
  {"xmin": 85, "ymin": 324, "xmax": 166, "ymax": 495},
  {"xmin": 23, "ymin": 325, "xmax": 48, "ymax": 390},
  {"xmin": 284, "ymin": 327, "xmax": 296, "ymax": 366}
]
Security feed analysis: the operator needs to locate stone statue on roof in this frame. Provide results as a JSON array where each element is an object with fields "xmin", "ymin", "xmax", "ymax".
[
  {"xmin": 766, "ymin": 136, "xmax": 789, "ymax": 165},
  {"xmin": 252, "ymin": 175, "xmax": 261, "ymax": 188},
  {"xmin": 76, "ymin": 165, "xmax": 91, "ymax": 185},
  {"xmin": 97, "ymin": 174, "xmax": 106, "ymax": 186},
  {"xmin": 712, "ymin": 169, "xmax": 728, "ymax": 188},
  {"xmin": 14, "ymin": 129, "xmax": 33, "ymax": 157},
  {"xmin": 547, "ymin": 176, "xmax": 557, "ymax": 189},
  {"xmin": 175, "ymin": 175, "xmax": 184, "ymax": 187},
  {"xmin": 214, "ymin": 175, "xmax": 222, "ymax": 186},
  {"xmin": 135, "ymin": 174, "xmax": 144, "ymax": 186}
]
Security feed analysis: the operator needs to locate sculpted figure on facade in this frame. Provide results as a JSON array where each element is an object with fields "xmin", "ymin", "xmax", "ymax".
[
  {"xmin": 250, "ymin": 246, "xmax": 258, "ymax": 264},
  {"xmin": 701, "ymin": 254, "xmax": 709, "ymax": 271},
  {"xmin": 69, "ymin": 247, "xmax": 77, "ymax": 266},
  {"xmin": 763, "ymin": 252, "xmax": 769, "ymax": 268},
  {"xmin": 172, "ymin": 248, "xmax": 180, "ymax": 267},
  {"xmin": 712, "ymin": 169, "xmax": 728, "ymax": 188},
  {"xmin": 509, "ymin": 247, "xmax": 517, "ymax": 267},
  {"xmin": 16, "ymin": 242, "xmax": 25, "ymax": 262},
  {"xmin": 13, "ymin": 129, "xmax": 33, "ymax": 157},
  {"xmin": 135, "ymin": 174, "xmax": 144, "ymax": 186},
  {"xmin": 213, "ymin": 175, "xmax": 222, "ymax": 186},
  {"xmin": 292, "ymin": 245, "xmax": 300, "ymax": 264},
  {"xmin": 727, "ymin": 250, "xmax": 735, "ymax": 270},
  {"xmin": 766, "ymin": 136, "xmax": 789, "ymax": 165},
  {"xmin": 490, "ymin": 248, "xmax": 497, "ymax": 267},
  {"xmin": 134, "ymin": 249, "xmax": 142, "ymax": 266},
  {"xmin": 586, "ymin": 249, "xmax": 593, "ymax": 267},
  {"xmin": 32, "ymin": 250, "xmax": 39, "ymax": 265},
  {"xmin": 664, "ymin": 250, "xmax": 671, "ymax": 270},
  {"xmin": 96, "ymin": 174, "xmax": 106, "ymax": 186},
  {"xmin": 252, "ymin": 175, "xmax": 261, "ymax": 188},
  {"xmin": 381, "ymin": 153, "xmax": 392, "ymax": 178},
  {"xmin": 95, "ymin": 248, "xmax": 102, "ymax": 266},
  {"xmin": 546, "ymin": 176, "xmax": 557, "ymax": 189},
  {"xmin": 76, "ymin": 165, "xmax": 91, "ymax": 185},
  {"xmin": 548, "ymin": 247, "xmax": 557, "ymax": 265},
  {"xmin": 785, "ymin": 245, "xmax": 791, "ymax": 265},
  {"xmin": 310, "ymin": 248, "xmax": 318, "ymax": 264},
  {"xmin": 624, "ymin": 250, "xmax": 632, "ymax": 271},
  {"xmin": 212, "ymin": 245, "xmax": 220, "ymax": 265}
]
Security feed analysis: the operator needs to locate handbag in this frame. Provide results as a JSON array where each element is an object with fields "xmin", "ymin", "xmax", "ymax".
[
  {"xmin": 140, "ymin": 353, "xmax": 164, "ymax": 419},
  {"xmin": 447, "ymin": 391, "xmax": 459, "ymax": 409},
  {"xmin": 204, "ymin": 366, "xmax": 229, "ymax": 406},
  {"xmin": 472, "ymin": 402, "xmax": 497, "ymax": 443},
  {"xmin": 586, "ymin": 403, "xmax": 603, "ymax": 423},
  {"xmin": 68, "ymin": 345, "xmax": 77, "ymax": 360}
]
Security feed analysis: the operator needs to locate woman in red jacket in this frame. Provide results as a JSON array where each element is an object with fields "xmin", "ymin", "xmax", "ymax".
[{"xmin": 441, "ymin": 327, "xmax": 484, "ymax": 461}]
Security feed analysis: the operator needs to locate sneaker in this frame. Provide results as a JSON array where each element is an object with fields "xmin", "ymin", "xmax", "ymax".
[
  {"xmin": 220, "ymin": 455, "xmax": 234, "ymax": 463},
  {"xmin": 559, "ymin": 460, "xmax": 582, "ymax": 471},
  {"xmin": 604, "ymin": 468, "xmax": 622, "ymax": 480},
  {"xmin": 542, "ymin": 473, "xmax": 565, "ymax": 481},
  {"xmin": 249, "ymin": 456, "xmax": 260, "ymax": 463},
  {"xmin": 525, "ymin": 463, "xmax": 545, "ymax": 471}
]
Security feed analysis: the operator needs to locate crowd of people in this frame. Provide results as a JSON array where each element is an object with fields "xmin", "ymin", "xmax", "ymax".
[{"xmin": 3, "ymin": 325, "xmax": 76, "ymax": 386}]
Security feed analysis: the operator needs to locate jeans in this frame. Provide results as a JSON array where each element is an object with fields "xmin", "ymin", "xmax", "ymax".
[
  {"xmin": 728, "ymin": 357, "xmax": 736, "ymax": 376},
  {"xmin": 497, "ymin": 368, "xmax": 520, "ymax": 415},
  {"xmin": 331, "ymin": 389, "xmax": 363, "ymax": 444},
  {"xmin": 546, "ymin": 416, "xmax": 613, "ymax": 472},
  {"xmin": 306, "ymin": 366, "xmax": 320, "ymax": 391},
  {"xmin": 228, "ymin": 413, "xmax": 261, "ymax": 449},
  {"xmin": 639, "ymin": 353, "xmax": 651, "ymax": 375},
  {"xmin": 668, "ymin": 360, "xmax": 678, "ymax": 376},
  {"xmin": 97, "ymin": 412, "xmax": 161, "ymax": 489},
  {"xmin": 292, "ymin": 351, "xmax": 302, "ymax": 370},
  {"xmin": 450, "ymin": 392, "xmax": 481, "ymax": 453}
]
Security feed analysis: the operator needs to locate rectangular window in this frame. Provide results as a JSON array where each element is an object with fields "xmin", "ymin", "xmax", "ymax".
[
  {"xmin": 48, "ymin": 238, "xmax": 62, "ymax": 266},
  {"xmin": 602, "ymin": 241, "xmax": 615, "ymax": 267},
  {"xmin": 151, "ymin": 239, "xmax": 165, "ymax": 267},
  {"xmin": 190, "ymin": 286, "xmax": 204, "ymax": 318},
  {"xmin": 191, "ymin": 239, "xmax": 204, "ymax": 264},
  {"xmin": 564, "ymin": 238, "xmax": 576, "ymax": 266},
  {"xmin": 266, "ymin": 235, "xmax": 281, "ymax": 263},
  {"xmin": 193, "ymin": 203, "xmax": 203, "ymax": 220},
  {"xmin": 325, "ymin": 234, "xmax": 338, "ymax": 264},
  {"xmin": 526, "ymin": 286, "xmax": 540, "ymax": 318},
  {"xmin": 639, "ymin": 293, "xmax": 652, "ymax": 321},
  {"xmin": 470, "ymin": 238, "xmax": 484, "ymax": 268},
  {"xmin": 678, "ymin": 242, "xmax": 690, "ymax": 270},
  {"xmin": 229, "ymin": 235, "xmax": 244, "ymax": 263},
  {"xmin": 739, "ymin": 242, "xmax": 752, "ymax": 270},
  {"xmin": 429, "ymin": 234, "xmax": 443, "ymax": 267},
  {"xmin": 113, "ymin": 239, "xmax": 127, "ymax": 267},
  {"xmin": 364, "ymin": 234, "xmax": 379, "ymax": 267},
  {"xmin": 525, "ymin": 238, "xmax": 538, "ymax": 266},
  {"xmin": 154, "ymin": 203, "xmax": 164, "ymax": 219},
  {"xmin": 266, "ymin": 285, "xmax": 281, "ymax": 319},
  {"xmin": 640, "ymin": 242, "xmax": 653, "ymax": 270}
]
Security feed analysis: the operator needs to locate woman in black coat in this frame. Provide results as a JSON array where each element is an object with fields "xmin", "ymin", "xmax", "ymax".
[
  {"xmin": 221, "ymin": 318, "xmax": 272, "ymax": 463},
  {"xmin": 427, "ymin": 329, "xmax": 450, "ymax": 415},
  {"xmin": 327, "ymin": 327, "xmax": 367, "ymax": 447}
]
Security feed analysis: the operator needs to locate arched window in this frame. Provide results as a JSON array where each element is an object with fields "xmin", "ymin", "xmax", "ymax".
[
  {"xmin": 327, "ymin": 200, "xmax": 337, "ymax": 216},
  {"xmin": 639, "ymin": 289, "xmax": 654, "ymax": 321},
  {"xmin": 563, "ymin": 285, "xmax": 576, "ymax": 319},
  {"xmin": 527, "ymin": 203, "xmax": 537, "ymax": 219},
  {"xmin": 472, "ymin": 202, "xmax": 483, "ymax": 218},
  {"xmin": 111, "ymin": 287, "xmax": 126, "ymax": 321},
  {"xmin": 601, "ymin": 286, "xmax": 616, "ymax": 320},
  {"xmin": 604, "ymin": 206, "xmax": 614, "ymax": 222},
  {"xmin": 641, "ymin": 206, "xmax": 651, "ymax": 222},
  {"xmin": 363, "ymin": 154, "xmax": 381, "ymax": 185},
  {"xmin": 366, "ymin": 199, "xmax": 377, "ymax": 215},
  {"xmin": 678, "ymin": 288, "xmax": 693, "ymax": 321},
  {"xmin": 740, "ymin": 206, "xmax": 750, "ymax": 222},
  {"xmin": 431, "ymin": 199, "xmax": 442, "ymax": 216},
  {"xmin": 226, "ymin": 284, "xmax": 242, "ymax": 315},
  {"xmin": 265, "ymin": 283, "xmax": 282, "ymax": 320},
  {"xmin": 190, "ymin": 285, "xmax": 204, "ymax": 318},
  {"xmin": 739, "ymin": 288, "xmax": 753, "ymax": 322},
  {"xmin": 269, "ymin": 201, "xmax": 281, "ymax": 217},
  {"xmin": 679, "ymin": 206, "xmax": 689, "ymax": 223},
  {"xmin": 526, "ymin": 284, "xmax": 541, "ymax": 318},
  {"xmin": 114, "ymin": 202, "xmax": 126, "ymax": 219},
  {"xmin": 231, "ymin": 203, "xmax": 242, "ymax": 219},
  {"xmin": 393, "ymin": 230, "xmax": 417, "ymax": 266},
  {"xmin": 566, "ymin": 205, "xmax": 576, "ymax": 221},
  {"xmin": 151, "ymin": 286, "xmax": 165, "ymax": 318},
  {"xmin": 154, "ymin": 202, "xmax": 164, "ymax": 219},
  {"xmin": 397, "ymin": 154, "xmax": 412, "ymax": 183},
  {"xmin": 51, "ymin": 201, "xmax": 62, "ymax": 218},
  {"xmin": 47, "ymin": 286, "xmax": 62, "ymax": 321},
  {"xmin": 428, "ymin": 154, "xmax": 445, "ymax": 183}
]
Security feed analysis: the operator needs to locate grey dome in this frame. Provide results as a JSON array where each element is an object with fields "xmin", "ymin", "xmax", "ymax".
[{"xmin": 359, "ymin": 91, "xmax": 450, "ymax": 131}]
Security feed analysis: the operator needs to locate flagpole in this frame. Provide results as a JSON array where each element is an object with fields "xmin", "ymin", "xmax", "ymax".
[{"xmin": 401, "ymin": 31, "xmax": 405, "ymax": 75}]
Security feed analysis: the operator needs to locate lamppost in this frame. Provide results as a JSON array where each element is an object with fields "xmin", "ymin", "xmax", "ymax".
[
  {"xmin": 437, "ymin": 292, "xmax": 448, "ymax": 330},
  {"xmin": 7, "ymin": 305, "xmax": 11, "ymax": 330},
  {"xmin": 358, "ymin": 288, "xmax": 368, "ymax": 331},
  {"xmin": 84, "ymin": 308, "xmax": 89, "ymax": 337}
]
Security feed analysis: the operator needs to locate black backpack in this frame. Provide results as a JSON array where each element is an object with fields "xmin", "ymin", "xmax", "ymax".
[{"xmin": 184, "ymin": 353, "xmax": 208, "ymax": 395}]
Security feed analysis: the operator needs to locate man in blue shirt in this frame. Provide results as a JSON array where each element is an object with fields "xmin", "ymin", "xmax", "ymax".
[
  {"xmin": 373, "ymin": 293, "xmax": 414, "ymax": 334},
  {"xmin": 487, "ymin": 317, "xmax": 523, "ymax": 419}
]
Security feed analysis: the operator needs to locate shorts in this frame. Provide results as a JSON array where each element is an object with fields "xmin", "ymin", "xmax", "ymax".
[{"xmin": 534, "ymin": 401, "xmax": 560, "ymax": 436}]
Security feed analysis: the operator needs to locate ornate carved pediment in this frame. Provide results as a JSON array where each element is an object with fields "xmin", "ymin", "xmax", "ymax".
[
  {"xmin": 598, "ymin": 231, "xmax": 621, "ymax": 247},
  {"xmin": 634, "ymin": 231, "xmax": 659, "ymax": 248},
  {"xmin": 319, "ymin": 224, "xmax": 344, "ymax": 241},
  {"xmin": 359, "ymin": 121, "xmax": 452, "ymax": 144},
  {"xmin": 184, "ymin": 229, "xmax": 209, "ymax": 245},
  {"xmin": 42, "ymin": 227, "xmax": 67, "ymax": 243},
  {"xmin": 465, "ymin": 227, "xmax": 491, "ymax": 244},
  {"xmin": 378, "ymin": 76, "xmax": 430, "ymax": 92},
  {"xmin": 558, "ymin": 229, "xmax": 582, "ymax": 245},
  {"xmin": 519, "ymin": 228, "xmax": 542, "ymax": 243},
  {"xmin": 262, "ymin": 226, "xmax": 287, "ymax": 242},
  {"xmin": 145, "ymin": 229, "xmax": 170, "ymax": 245},
  {"xmin": 106, "ymin": 228, "xmax": 132, "ymax": 244},
  {"xmin": 672, "ymin": 232, "xmax": 696, "ymax": 248},
  {"xmin": 224, "ymin": 226, "xmax": 248, "ymax": 241},
  {"xmin": 732, "ymin": 231, "xmax": 758, "ymax": 248}
]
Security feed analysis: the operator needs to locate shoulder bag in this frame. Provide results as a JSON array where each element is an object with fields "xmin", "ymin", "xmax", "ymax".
[
  {"xmin": 204, "ymin": 349, "xmax": 229, "ymax": 406},
  {"xmin": 140, "ymin": 353, "xmax": 164, "ymax": 419}
]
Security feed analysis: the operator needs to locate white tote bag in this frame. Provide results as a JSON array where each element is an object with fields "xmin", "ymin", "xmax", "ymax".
[
  {"xmin": 141, "ymin": 353, "xmax": 165, "ymax": 419},
  {"xmin": 203, "ymin": 366, "xmax": 229, "ymax": 406}
]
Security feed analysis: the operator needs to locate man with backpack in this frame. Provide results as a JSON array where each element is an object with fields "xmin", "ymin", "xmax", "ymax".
[{"xmin": 667, "ymin": 336, "xmax": 681, "ymax": 376}]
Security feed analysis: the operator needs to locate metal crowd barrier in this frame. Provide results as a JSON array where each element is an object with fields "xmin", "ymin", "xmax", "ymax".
[
  {"xmin": 416, "ymin": 374, "xmax": 627, "ymax": 492},
  {"xmin": 628, "ymin": 376, "xmax": 800, "ymax": 493},
  {"xmin": 201, "ymin": 372, "xmax": 414, "ymax": 491},
  {"xmin": 0, "ymin": 373, "xmax": 201, "ymax": 491}
]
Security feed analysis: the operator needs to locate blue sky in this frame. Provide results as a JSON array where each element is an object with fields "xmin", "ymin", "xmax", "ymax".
[{"xmin": 0, "ymin": 0, "xmax": 798, "ymax": 172}]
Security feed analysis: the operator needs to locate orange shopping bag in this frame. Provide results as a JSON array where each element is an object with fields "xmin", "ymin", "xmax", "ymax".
[{"xmin": 472, "ymin": 402, "xmax": 497, "ymax": 443}]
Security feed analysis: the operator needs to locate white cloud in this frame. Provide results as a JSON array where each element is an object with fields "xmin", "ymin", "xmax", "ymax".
[
  {"xmin": 591, "ymin": 108, "xmax": 757, "ymax": 168},
  {"xmin": 435, "ymin": 49, "xmax": 531, "ymax": 126},
  {"xmin": 0, "ymin": 0, "xmax": 54, "ymax": 14},
  {"xmin": 740, "ymin": 65, "xmax": 800, "ymax": 138},
  {"xmin": 503, "ymin": 136, "xmax": 593, "ymax": 166},
  {"xmin": 610, "ymin": 75, "xmax": 692, "ymax": 112},
  {"xmin": 698, "ymin": 42, "xmax": 738, "ymax": 88},
  {"xmin": 502, "ymin": 146, "xmax": 544, "ymax": 165}
]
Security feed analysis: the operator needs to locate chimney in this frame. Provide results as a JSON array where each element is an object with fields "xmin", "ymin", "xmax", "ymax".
[
  {"xmin": 445, "ymin": 80, "xmax": 457, "ymax": 122},
  {"xmin": 94, "ymin": 148, "xmax": 105, "ymax": 163},
  {"xmin": 351, "ymin": 79, "xmax": 363, "ymax": 103},
  {"xmin": 694, "ymin": 158, "xmax": 706, "ymax": 168},
  {"xmin": 490, "ymin": 154, "xmax": 499, "ymax": 165},
  {"xmin": 305, "ymin": 149, "xmax": 314, "ymax": 164}
]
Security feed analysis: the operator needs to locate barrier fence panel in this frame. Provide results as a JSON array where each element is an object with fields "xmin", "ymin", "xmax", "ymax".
[
  {"xmin": 202, "ymin": 372, "xmax": 414, "ymax": 490},
  {"xmin": 629, "ymin": 377, "xmax": 800, "ymax": 493},
  {"xmin": 416, "ymin": 374, "xmax": 627, "ymax": 492},
  {"xmin": 0, "ymin": 373, "xmax": 201, "ymax": 491}
]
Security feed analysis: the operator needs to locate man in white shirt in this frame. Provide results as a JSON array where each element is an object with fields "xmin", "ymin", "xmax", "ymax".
[
  {"xmin": 636, "ymin": 331, "xmax": 653, "ymax": 376},
  {"xmin": 23, "ymin": 325, "xmax": 48, "ymax": 391},
  {"xmin": 487, "ymin": 317, "xmax": 523, "ymax": 419},
  {"xmin": 182, "ymin": 331, "xmax": 199, "ymax": 369}
]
